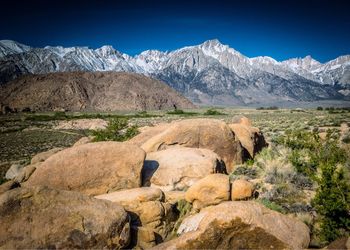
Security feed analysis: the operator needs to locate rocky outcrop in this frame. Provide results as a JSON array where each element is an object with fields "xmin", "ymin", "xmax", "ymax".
[
  {"xmin": 25, "ymin": 142, "xmax": 146, "ymax": 195},
  {"xmin": 95, "ymin": 187, "xmax": 177, "ymax": 247},
  {"xmin": 185, "ymin": 174, "xmax": 230, "ymax": 210},
  {"xmin": 141, "ymin": 119, "xmax": 244, "ymax": 172},
  {"xmin": 231, "ymin": 179, "xmax": 254, "ymax": 200},
  {"xmin": 143, "ymin": 146, "xmax": 226, "ymax": 191},
  {"xmin": 0, "ymin": 72, "xmax": 195, "ymax": 111},
  {"xmin": 153, "ymin": 201, "xmax": 310, "ymax": 249},
  {"xmin": 0, "ymin": 186, "xmax": 130, "ymax": 249}
]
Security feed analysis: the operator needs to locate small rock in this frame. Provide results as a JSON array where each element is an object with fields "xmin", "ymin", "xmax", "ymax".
[
  {"xmin": 231, "ymin": 179, "xmax": 254, "ymax": 200},
  {"xmin": 5, "ymin": 163, "xmax": 24, "ymax": 180},
  {"xmin": 185, "ymin": 174, "xmax": 230, "ymax": 209}
]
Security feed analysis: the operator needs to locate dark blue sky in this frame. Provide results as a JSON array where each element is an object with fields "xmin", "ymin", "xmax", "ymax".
[{"xmin": 1, "ymin": 0, "xmax": 349, "ymax": 62}]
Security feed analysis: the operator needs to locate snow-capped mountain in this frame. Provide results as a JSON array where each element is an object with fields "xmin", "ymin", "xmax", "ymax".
[{"xmin": 0, "ymin": 39, "xmax": 349, "ymax": 105}]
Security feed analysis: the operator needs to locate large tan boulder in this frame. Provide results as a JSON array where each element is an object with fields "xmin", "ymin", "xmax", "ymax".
[
  {"xmin": 229, "ymin": 123, "xmax": 267, "ymax": 158},
  {"xmin": 185, "ymin": 174, "xmax": 230, "ymax": 209},
  {"xmin": 141, "ymin": 119, "xmax": 244, "ymax": 172},
  {"xmin": 25, "ymin": 142, "xmax": 146, "ymax": 196},
  {"xmin": 0, "ymin": 186, "xmax": 130, "ymax": 249},
  {"xmin": 127, "ymin": 123, "xmax": 170, "ymax": 147},
  {"xmin": 153, "ymin": 201, "xmax": 310, "ymax": 250},
  {"xmin": 143, "ymin": 147, "xmax": 226, "ymax": 191},
  {"xmin": 231, "ymin": 179, "xmax": 254, "ymax": 200},
  {"xmin": 30, "ymin": 147, "xmax": 63, "ymax": 164},
  {"xmin": 95, "ymin": 187, "xmax": 177, "ymax": 246}
]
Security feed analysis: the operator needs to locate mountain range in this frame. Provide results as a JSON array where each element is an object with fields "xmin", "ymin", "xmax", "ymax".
[{"xmin": 0, "ymin": 39, "xmax": 349, "ymax": 106}]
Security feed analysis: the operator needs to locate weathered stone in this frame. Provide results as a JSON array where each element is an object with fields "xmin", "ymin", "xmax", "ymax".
[
  {"xmin": 185, "ymin": 174, "xmax": 230, "ymax": 209},
  {"xmin": 143, "ymin": 146, "xmax": 226, "ymax": 191},
  {"xmin": 30, "ymin": 147, "xmax": 63, "ymax": 164},
  {"xmin": 5, "ymin": 163, "xmax": 24, "ymax": 180},
  {"xmin": 25, "ymin": 142, "xmax": 146, "ymax": 196},
  {"xmin": 231, "ymin": 179, "xmax": 254, "ymax": 200},
  {"xmin": 153, "ymin": 201, "xmax": 310, "ymax": 250},
  {"xmin": 229, "ymin": 123, "xmax": 268, "ymax": 158},
  {"xmin": 0, "ymin": 186, "xmax": 130, "ymax": 249},
  {"xmin": 141, "ymin": 119, "xmax": 244, "ymax": 172},
  {"xmin": 130, "ymin": 226, "xmax": 156, "ymax": 249},
  {"xmin": 95, "ymin": 187, "xmax": 177, "ymax": 244}
]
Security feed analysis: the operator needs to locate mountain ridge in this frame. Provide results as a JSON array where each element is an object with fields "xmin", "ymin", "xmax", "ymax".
[{"xmin": 0, "ymin": 39, "xmax": 349, "ymax": 106}]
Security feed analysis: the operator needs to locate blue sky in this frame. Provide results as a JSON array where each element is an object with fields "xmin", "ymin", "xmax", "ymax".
[{"xmin": 1, "ymin": 0, "xmax": 349, "ymax": 62}]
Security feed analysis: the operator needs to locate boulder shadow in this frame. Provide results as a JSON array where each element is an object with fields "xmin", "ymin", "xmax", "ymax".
[{"xmin": 141, "ymin": 160, "xmax": 159, "ymax": 187}]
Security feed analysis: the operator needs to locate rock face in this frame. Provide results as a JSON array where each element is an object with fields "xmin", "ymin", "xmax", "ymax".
[
  {"xmin": 229, "ymin": 123, "xmax": 268, "ymax": 158},
  {"xmin": 154, "ymin": 201, "xmax": 310, "ymax": 250},
  {"xmin": 231, "ymin": 179, "xmax": 254, "ymax": 200},
  {"xmin": 25, "ymin": 142, "xmax": 146, "ymax": 196},
  {"xmin": 185, "ymin": 174, "xmax": 230, "ymax": 210},
  {"xmin": 143, "ymin": 146, "xmax": 226, "ymax": 191},
  {"xmin": 0, "ymin": 71, "xmax": 195, "ymax": 112},
  {"xmin": 0, "ymin": 186, "xmax": 130, "ymax": 249},
  {"xmin": 141, "ymin": 119, "xmax": 244, "ymax": 172},
  {"xmin": 95, "ymin": 187, "xmax": 176, "ymax": 247}
]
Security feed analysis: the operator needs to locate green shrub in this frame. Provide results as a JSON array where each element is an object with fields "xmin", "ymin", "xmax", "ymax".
[
  {"xmin": 172, "ymin": 199, "xmax": 193, "ymax": 236},
  {"xmin": 258, "ymin": 198, "xmax": 285, "ymax": 213},
  {"xmin": 91, "ymin": 118, "xmax": 139, "ymax": 142},
  {"xmin": 203, "ymin": 109, "xmax": 225, "ymax": 115},
  {"xmin": 166, "ymin": 109, "xmax": 198, "ymax": 116},
  {"xmin": 167, "ymin": 109, "xmax": 185, "ymax": 115},
  {"xmin": 317, "ymin": 106, "xmax": 323, "ymax": 111},
  {"xmin": 278, "ymin": 129, "xmax": 349, "ymax": 243}
]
